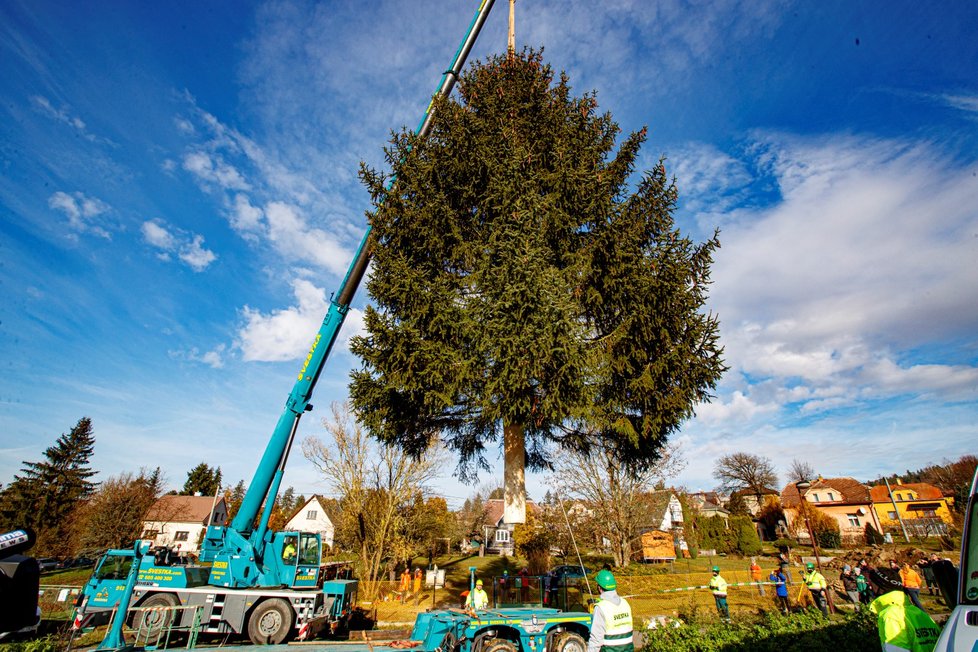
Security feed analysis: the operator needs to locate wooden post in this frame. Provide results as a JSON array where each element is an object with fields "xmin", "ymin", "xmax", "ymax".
[
  {"xmin": 503, "ymin": 422, "xmax": 526, "ymax": 524},
  {"xmin": 508, "ymin": 0, "xmax": 516, "ymax": 55}
]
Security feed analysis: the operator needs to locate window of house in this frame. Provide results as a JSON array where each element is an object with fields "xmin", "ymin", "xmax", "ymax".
[
  {"xmin": 495, "ymin": 529, "xmax": 510, "ymax": 543},
  {"xmin": 847, "ymin": 514, "xmax": 861, "ymax": 527},
  {"xmin": 887, "ymin": 511, "xmax": 897, "ymax": 520},
  {"xmin": 896, "ymin": 493, "xmax": 903, "ymax": 501},
  {"xmin": 142, "ymin": 529, "xmax": 159, "ymax": 539},
  {"xmin": 827, "ymin": 492, "xmax": 836, "ymax": 501},
  {"xmin": 924, "ymin": 509, "xmax": 937, "ymax": 517},
  {"xmin": 174, "ymin": 531, "xmax": 189, "ymax": 542},
  {"xmin": 307, "ymin": 510, "xmax": 318, "ymax": 520},
  {"xmin": 812, "ymin": 493, "xmax": 820, "ymax": 502}
]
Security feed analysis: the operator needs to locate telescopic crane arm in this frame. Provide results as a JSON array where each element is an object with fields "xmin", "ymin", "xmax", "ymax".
[{"xmin": 230, "ymin": 0, "xmax": 497, "ymax": 544}]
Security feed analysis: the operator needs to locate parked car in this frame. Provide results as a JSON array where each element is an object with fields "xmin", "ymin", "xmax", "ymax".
[
  {"xmin": 549, "ymin": 564, "xmax": 591, "ymax": 583},
  {"xmin": 64, "ymin": 556, "xmax": 94, "ymax": 568},
  {"xmin": 36, "ymin": 558, "xmax": 60, "ymax": 572}
]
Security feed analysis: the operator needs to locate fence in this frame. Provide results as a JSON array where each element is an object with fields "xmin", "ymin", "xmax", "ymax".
[{"xmin": 130, "ymin": 604, "xmax": 203, "ymax": 649}]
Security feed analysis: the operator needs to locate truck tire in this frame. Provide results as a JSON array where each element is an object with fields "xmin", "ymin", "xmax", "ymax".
[
  {"xmin": 247, "ymin": 598, "xmax": 294, "ymax": 645},
  {"xmin": 483, "ymin": 638, "xmax": 517, "ymax": 652},
  {"xmin": 550, "ymin": 632, "xmax": 586, "ymax": 652},
  {"xmin": 132, "ymin": 593, "xmax": 178, "ymax": 637}
]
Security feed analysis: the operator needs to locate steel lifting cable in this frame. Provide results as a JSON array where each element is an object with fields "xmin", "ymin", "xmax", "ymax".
[{"xmin": 554, "ymin": 487, "xmax": 593, "ymax": 599}]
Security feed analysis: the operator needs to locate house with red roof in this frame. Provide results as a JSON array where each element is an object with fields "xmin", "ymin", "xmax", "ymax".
[
  {"xmin": 781, "ymin": 476, "xmax": 883, "ymax": 545},
  {"xmin": 869, "ymin": 480, "xmax": 953, "ymax": 537}
]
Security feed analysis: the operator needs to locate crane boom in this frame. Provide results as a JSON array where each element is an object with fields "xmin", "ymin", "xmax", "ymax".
[{"xmin": 202, "ymin": 0, "xmax": 496, "ymax": 588}]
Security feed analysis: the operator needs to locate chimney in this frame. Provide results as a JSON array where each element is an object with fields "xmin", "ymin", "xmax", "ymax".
[{"xmin": 895, "ymin": 478, "xmax": 903, "ymax": 486}]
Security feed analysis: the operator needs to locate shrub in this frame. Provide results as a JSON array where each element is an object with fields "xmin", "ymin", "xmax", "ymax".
[
  {"xmin": 817, "ymin": 529, "xmax": 842, "ymax": 549},
  {"xmin": 642, "ymin": 609, "xmax": 878, "ymax": 652},
  {"xmin": 864, "ymin": 523, "xmax": 885, "ymax": 545},
  {"xmin": 730, "ymin": 516, "xmax": 762, "ymax": 556}
]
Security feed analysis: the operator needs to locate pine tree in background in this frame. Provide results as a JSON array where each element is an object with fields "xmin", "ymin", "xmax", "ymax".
[
  {"xmin": 352, "ymin": 50, "xmax": 725, "ymax": 481},
  {"xmin": 0, "ymin": 417, "xmax": 98, "ymax": 554},
  {"xmin": 223, "ymin": 480, "xmax": 247, "ymax": 523},
  {"xmin": 181, "ymin": 462, "xmax": 222, "ymax": 496}
]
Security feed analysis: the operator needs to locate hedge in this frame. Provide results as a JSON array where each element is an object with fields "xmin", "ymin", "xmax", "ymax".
[{"xmin": 641, "ymin": 609, "xmax": 878, "ymax": 652}]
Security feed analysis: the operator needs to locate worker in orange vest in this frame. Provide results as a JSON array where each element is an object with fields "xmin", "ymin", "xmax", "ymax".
[{"xmin": 898, "ymin": 562, "xmax": 925, "ymax": 611}]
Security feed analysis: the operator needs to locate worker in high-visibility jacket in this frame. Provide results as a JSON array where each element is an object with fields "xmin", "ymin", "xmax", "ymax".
[
  {"xmin": 587, "ymin": 570, "xmax": 633, "ymax": 652},
  {"xmin": 466, "ymin": 578, "xmax": 489, "ymax": 610},
  {"xmin": 804, "ymin": 562, "xmax": 829, "ymax": 616},
  {"xmin": 869, "ymin": 590, "xmax": 940, "ymax": 652},
  {"xmin": 708, "ymin": 566, "xmax": 729, "ymax": 620}
]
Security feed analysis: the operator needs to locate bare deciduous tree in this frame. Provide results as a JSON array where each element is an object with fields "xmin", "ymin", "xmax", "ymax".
[
  {"xmin": 787, "ymin": 459, "xmax": 816, "ymax": 484},
  {"xmin": 301, "ymin": 402, "xmax": 442, "ymax": 601},
  {"xmin": 553, "ymin": 441, "xmax": 685, "ymax": 567},
  {"xmin": 713, "ymin": 452, "xmax": 779, "ymax": 504}
]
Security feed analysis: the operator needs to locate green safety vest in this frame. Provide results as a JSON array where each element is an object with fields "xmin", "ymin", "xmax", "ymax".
[
  {"xmin": 709, "ymin": 575, "xmax": 727, "ymax": 596},
  {"xmin": 467, "ymin": 588, "xmax": 489, "ymax": 609},
  {"xmin": 594, "ymin": 598, "xmax": 634, "ymax": 652},
  {"xmin": 877, "ymin": 603, "xmax": 940, "ymax": 652},
  {"xmin": 805, "ymin": 571, "xmax": 827, "ymax": 590}
]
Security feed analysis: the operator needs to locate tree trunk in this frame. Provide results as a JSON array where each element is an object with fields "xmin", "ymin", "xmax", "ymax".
[{"xmin": 503, "ymin": 422, "xmax": 526, "ymax": 524}]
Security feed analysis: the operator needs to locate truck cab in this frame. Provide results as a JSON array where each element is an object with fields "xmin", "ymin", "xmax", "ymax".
[{"xmin": 273, "ymin": 531, "xmax": 321, "ymax": 588}]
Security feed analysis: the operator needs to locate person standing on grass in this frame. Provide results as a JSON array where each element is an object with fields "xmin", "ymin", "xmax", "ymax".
[
  {"xmin": 899, "ymin": 562, "xmax": 925, "ymax": 611},
  {"xmin": 841, "ymin": 565, "xmax": 861, "ymax": 611},
  {"xmin": 587, "ymin": 570, "xmax": 634, "ymax": 652},
  {"xmin": 804, "ymin": 562, "xmax": 829, "ymax": 617},
  {"xmin": 750, "ymin": 558, "xmax": 765, "ymax": 596},
  {"xmin": 708, "ymin": 566, "xmax": 730, "ymax": 620},
  {"xmin": 769, "ymin": 567, "xmax": 790, "ymax": 614}
]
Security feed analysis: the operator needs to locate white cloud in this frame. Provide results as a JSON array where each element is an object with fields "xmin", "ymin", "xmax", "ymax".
[
  {"xmin": 31, "ymin": 96, "xmax": 88, "ymax": 134},
  {"xmin": 264, "ymin": 202, "xmax": 352, "ymax": 276},
  {"xmin": 696, "ymin": 133, "xmax": 978, "ymax": 427},
  {"xmin": 141, "ymin": 220, "xmax": 176, "ymax": 249},
  {"xmin": 940, "ymin": 93, "xmax": 978, "ymax": 116},
  {"xmin": 236, "ymin": 278, "xmax": 365, "ymax": 362},
  {"xmin": 141, "ymin": 219, "xmax": 217, "ymax": 272},
  {"xmin": 231, "ymin": 193, "xmax": 264, "ymax": 233},
  {"xmin": 183, "ymin": 151, "xmax": 250, "ymax": 191},
  {"xmin": 179, "ymin": 234, "xmax": 218, "ymax": 272},
  {"xmin": 48, "ymin": 191, "xmax": 112, "ymax": 238}
]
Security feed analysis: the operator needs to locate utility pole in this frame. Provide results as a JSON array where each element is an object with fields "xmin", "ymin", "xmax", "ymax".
[
  {"xmin": 884, "ymin": 477, "xmax": 911, "ymax": 542},
  {"xmin": 508, "ymin": 0, "xmax": 516, "ymax": 55}
]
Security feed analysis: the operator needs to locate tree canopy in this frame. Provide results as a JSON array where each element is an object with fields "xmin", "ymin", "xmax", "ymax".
[
  {"xmin": 713, "ymin": 452, "xmax": 779, "ymax": 500},
  {"xmin": 350, "ymin": 49, "xmax": 725, "ymax": 483},
  {"xmin": 181, "ymin": 462, "xmax": 222, "ymax": 496},
  {"xmin": 0, "ymin": 417, "xmax": 98, "ymax": 554}
]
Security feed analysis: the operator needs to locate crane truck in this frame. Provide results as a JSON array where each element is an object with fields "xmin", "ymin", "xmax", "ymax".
[
  {"xmin": 933, "ymin": 466, "xmax": 978, "ymax": 651},
  {"xmin": 75, "ymin": 1, "xmax": 498, "ymax": 645}
]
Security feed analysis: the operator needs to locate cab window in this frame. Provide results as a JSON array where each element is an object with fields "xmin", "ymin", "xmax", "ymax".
[
  {"xmin": 282, "ymin": 535, "xmax": 298, "ymax": 564},
  {"xmin": 299, "ymin": 533, "xmax": 321, "ymax": 566},
  {"xmin": 95, "ymin": 556, "xmax": 133, "ymax": 581}
]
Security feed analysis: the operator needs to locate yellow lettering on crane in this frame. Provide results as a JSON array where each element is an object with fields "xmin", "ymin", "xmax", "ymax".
[{"xmin": 297, "ymin": 334, "xmax": 321, "ymax": 380}]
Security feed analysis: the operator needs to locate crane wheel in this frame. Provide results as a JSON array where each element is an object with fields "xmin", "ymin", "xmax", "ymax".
[
  {"xmin": 133, "ymin": 593, "xmax": 179, "ymax": 637},
  {"xmin": 483, "ymin": 638, "xmax": 517, "ymax": 652},
  {"xmin": 550, "ymin": 632, "xmax": 587, "ymax": 652},
  {"xmin": 247, "ymin": 598, "xmax": 294, "ymax": 645}
]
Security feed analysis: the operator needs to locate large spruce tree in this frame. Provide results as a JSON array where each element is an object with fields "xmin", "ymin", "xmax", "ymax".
[
  {"xmin": 350, "ymin": 51, "xmax": 724, "ymax": 497},
  {"xmin": 0, "ymin": 417, "xmax": 98, "ymax": 553}
]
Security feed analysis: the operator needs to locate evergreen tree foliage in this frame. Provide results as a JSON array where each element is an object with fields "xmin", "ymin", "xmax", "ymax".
[
  {"xmin": 0, "ymin": 417, "xmax": 97, "ymax": 554},
  {"xmin": 223, "ymin": 480, "xmax": 247, "ymax": 523},
  {"xmin": 731, "ymin": 515, "xmax": 763, "ymax": 556},
  {"xmin": 181, "ymin": 462, "xmax": 222, "ymax": 496},
  {"xmin": 351, "ymin": 50, "xmax": 725, "ymax": 479}
]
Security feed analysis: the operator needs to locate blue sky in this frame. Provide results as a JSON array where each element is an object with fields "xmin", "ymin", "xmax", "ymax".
[{"xmin": 2, "ymin": 0, "xmax": 976, "ymax": 507}]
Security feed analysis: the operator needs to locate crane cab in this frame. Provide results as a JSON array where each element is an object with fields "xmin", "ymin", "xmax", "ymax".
[{"xmin": 271, "ymin": 531, "xmax": 321, "ymax": 588}]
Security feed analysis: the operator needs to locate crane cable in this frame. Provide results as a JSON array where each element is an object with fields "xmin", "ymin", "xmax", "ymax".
[{"xmin": 554, "ymin": 487, "xmax": 593, "ymax": 600}]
